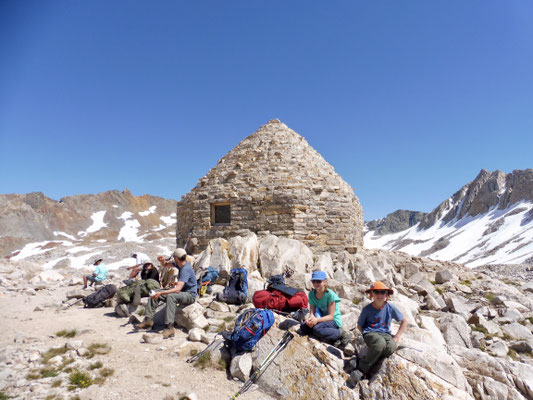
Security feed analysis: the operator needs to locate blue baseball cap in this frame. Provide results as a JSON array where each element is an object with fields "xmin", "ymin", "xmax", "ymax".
[{"xmin": 311, "ymin": 271, "xmax": 327, "ymax": 281}]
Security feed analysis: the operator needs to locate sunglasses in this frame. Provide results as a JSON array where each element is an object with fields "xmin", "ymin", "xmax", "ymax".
[
  {"xmin": 311, "ymin": 280, "xmax": 323, "ymax": 284},
  {"xmin": 372, "ymin": 290, "xmax": 388, "ymax": 295}
]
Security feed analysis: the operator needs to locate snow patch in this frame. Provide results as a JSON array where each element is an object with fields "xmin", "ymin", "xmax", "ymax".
[
  {"xmin": 118, "ymin": 212, "xmax": 143, "ymax": 242},
  {"xmin": 160, "ymin": 214, "xmax": 176, "ymax": 225},
  {"xmin": 139, "ymin": 206, "xmax": 157, "ymax": 216},
  {"xmin": 53, "ymin": 231, "xmax": 77, "ymax": 241}
]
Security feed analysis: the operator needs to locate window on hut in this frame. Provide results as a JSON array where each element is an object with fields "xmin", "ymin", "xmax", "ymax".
[{"xmin": 211, "ymin": 203, "xmax": 231, "ymax": 225}]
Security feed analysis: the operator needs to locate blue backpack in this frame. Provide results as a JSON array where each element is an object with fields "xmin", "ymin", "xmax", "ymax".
[
  {"xmin": 230, "ymin": 308, "xmax": 275, "ymax": 353},
  {"xmin": 197, "ymin": 266, "xmax": 219, "ymax": 296},
  {"xmin": 217, "ymin": 267, "xmax": 248, "ymax": 305}
]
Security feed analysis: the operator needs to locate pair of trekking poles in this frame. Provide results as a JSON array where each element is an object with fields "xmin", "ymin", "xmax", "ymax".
[{"xmin": 186, "ymin": 330, "xmax": 294, "ymax": 399}]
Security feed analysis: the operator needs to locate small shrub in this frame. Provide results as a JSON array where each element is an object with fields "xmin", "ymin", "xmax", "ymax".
[
  {"xmin": 352, "ymin": 298, "xmax": 361, "ymax": 305},
  {"xmin": 526, "ymin": 317, "xmax": 533, "ymax": 324},
  {"xmin": 137, "ymin": 307, "xmax": 145, "ymax": 316},
  {"xmin": 202, "ymin": 324, "xmax": 210, "ymax": 332},
  {"xmin": 68, "ymin": 370, "xmax": 93, "ymax": 390},
  {"xmin": 0, "ymin": 392, "xmax": 10, "ymax": 400},
  {"xmin": 51, "ymin": 379, "xmax": 62, "ymax": 388},
  {"xmin": 502, "ymin": 334, "xmax": 513, "ymax": 341},
  {"xmin": 56, "ymin": 329, "xmax": 77, "ymax": 338},
  {"xmin": 435, "ymin": 287, "xmax": 443, "ymax": 295},
  {"xmin": 41, "ymin": 346, "xmax": 69, "ymax": 364},
  {"xmin": 88, "ymin": 361, "xmax": 103, "ymax": 370},
  {"xmin": 193, "ymin": 351, "xmax": 211, "ymax": 370}
]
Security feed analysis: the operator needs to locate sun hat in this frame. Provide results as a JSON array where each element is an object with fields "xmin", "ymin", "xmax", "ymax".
[
  {"xmin": 172, "ymin": 248, "xmax": 187, "ymax": 258},
  {"xmin": 365, "ymin": 281, "xmax": 394, "ymax": 295},
  {"xmin": 93, "ymin": 258, "xmax": 103, "ymax": 265},
  {"xmin": 311, "ymin": 271, "xmax": 327, "ymax": 281}
]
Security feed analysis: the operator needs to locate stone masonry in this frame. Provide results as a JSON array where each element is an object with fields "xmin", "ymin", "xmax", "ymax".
[{"xmin": 176, "ymin": 119, "xmax": 364, "ymax": 254}]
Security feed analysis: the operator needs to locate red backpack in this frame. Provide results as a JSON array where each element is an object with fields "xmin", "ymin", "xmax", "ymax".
[{"xmin": 252, "ymin": 289, "xmax": 308, "ymax": 312}]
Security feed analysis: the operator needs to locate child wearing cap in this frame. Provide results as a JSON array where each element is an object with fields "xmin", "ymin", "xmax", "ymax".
[
  {"xmin": 83, "ymin": 259, "xmax": 108, "ymax": 289},
  {"xmin": 300, "ymin": 271, "xmax": 352, "ymax": 347},
  {"xmin": 348, "ymin": 281, "xmax": 407, "ymax": 385}
]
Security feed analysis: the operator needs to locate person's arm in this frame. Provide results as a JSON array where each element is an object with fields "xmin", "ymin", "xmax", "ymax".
[
  {"xmin": 357, "ymin": 325, "xmax": 363, "ymax": 334},
  {"xmin": 315, "ymin": 301, "xmax": 335, "ymax": 323},
  {"xmin": 92, "ymin": 266, "xmax": 100, "ymax": 277},
  {"xmin": 153, "ymin": 281, "xmax": 184, "ymax": 298},
  {"xmin": 393, "ymin": 318, "xmax": 407, "ymax": 343}
]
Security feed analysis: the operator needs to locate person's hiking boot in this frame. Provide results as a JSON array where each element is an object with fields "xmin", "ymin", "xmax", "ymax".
[
  {"xmin": 334, "ymin": 330, "xmax": 354, "ymax": 349},
  {"xmin": 347, "ymin": 369, "xmax": 364, "ymax": 386},
  {"xmin": 134, "ymin": 318, "xmax": 154, "ymax": 330},
  {"xmin": 162, "ymin": 324, "xmax": 175, "ymax": 339},
  {"xmin": 132, "ymin": 286, "xmax": 141, "ymax": 307}
]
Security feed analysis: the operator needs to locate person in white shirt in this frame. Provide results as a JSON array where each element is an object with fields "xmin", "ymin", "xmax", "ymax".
[{"xmin": 123, "ymin": 252, "xmax": 150, "ymax": 285}]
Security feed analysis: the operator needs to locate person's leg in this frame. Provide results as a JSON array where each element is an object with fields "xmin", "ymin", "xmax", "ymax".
[
  {"xmin": 380, "ymin": 333, "xmax": 398, "ymax": 358},
  {"xmin": 135, "ymin": 296, "xmax": 163, "ymax": 330},
  {"xmin": 357, "ymin": 332, "xmax": 387, "ymax": 374},
  {"xmin": 162, "ymin": 292, "xmax": 195, "ymax": 339},
  {"xmin": 311, "ymin": 321, "xmax": 341, "ymax": 343},
  {"xmin": 83, "ymin": 275, "xmax": 88, "ymax": 289},
  {"xmin": 299, "ymin": 322, "xmax": 313, "ymax": 336}
]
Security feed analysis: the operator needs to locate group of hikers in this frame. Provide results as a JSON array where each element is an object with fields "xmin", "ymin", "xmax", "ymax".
[{"xmin": 81, "ymin": 248, "xmax": 407, "ymax": 385}]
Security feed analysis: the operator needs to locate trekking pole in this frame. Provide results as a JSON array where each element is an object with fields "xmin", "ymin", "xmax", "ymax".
[
  {"xmin": 65, "ymin": 297, "xmax": 85, "ymax": 309},
  {"xmin": 187, "ymin": 335, "xmax": 224, "ymax": 363},
  {"xmin": 231, "ymin": 331, "xmax": 294, "ymax": 399}
]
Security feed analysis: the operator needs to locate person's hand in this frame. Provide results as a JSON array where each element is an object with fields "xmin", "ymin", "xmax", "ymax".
[
  {"xmin": 306, "ymin": 316, "xmax": 317, "ymax": 328},
  {"xmin": 393, "ymin": 335, "xmax": 400, "ymax": 343},
  {"xmin": 152, "ymin": 292, "xmax": 162, "ymax": 300}
]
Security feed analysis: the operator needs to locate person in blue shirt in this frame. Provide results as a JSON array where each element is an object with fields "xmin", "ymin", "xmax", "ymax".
[
  {"xmin": 299, "ymin": 271, "xmax": 352, "ymax": 347},
  {"xmin": 348, "ymin": 281, "xmax": 407, "ymax": 385},
  {"xmin": 83, "ymin": 258, "xmax": 108, "ymax": 289},
  {"xmin": 135, "ymin": 248, "xmax": 197, "ymax": 339}
]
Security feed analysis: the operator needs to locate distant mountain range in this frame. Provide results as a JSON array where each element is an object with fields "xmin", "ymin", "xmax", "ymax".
[
  {"xmin": 0, "ymin": 190, "xmax": 177, "ymax": 266},
  {"xmin": 365, "ymin": 169, "xmax": 533, "ymax": 267}
]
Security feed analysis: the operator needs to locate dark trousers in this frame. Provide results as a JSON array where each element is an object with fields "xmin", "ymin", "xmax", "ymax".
[
  {"xmin": 300, "ymin": 320, "xmax": 341, "ymax": 343},
  {"xmin": 358, "ymin": 332, "xmax": 397, "ymax": 374}
]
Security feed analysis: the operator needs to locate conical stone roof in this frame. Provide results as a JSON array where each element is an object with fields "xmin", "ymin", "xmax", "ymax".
[{"xmin": 177, "ymin": 119, "xmax": 363, "ymax": 253}]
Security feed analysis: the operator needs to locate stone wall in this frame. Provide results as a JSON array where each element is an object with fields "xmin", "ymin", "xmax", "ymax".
[{"xmin": 177, "ymin": 120, "xmax": 364, "ymax": 254}]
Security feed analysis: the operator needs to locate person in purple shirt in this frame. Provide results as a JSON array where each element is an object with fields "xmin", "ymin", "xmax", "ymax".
[{"xmin": 348, "ymin": 281, "xmax": 407, "ymax": 385}]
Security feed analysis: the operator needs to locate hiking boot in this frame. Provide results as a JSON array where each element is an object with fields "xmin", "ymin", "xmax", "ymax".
[
  {"xmin": 162, "ymin": 324, "xmax": 175, "ymax": 339},
  {"xmin": 134, "ymin": 318, "xmax": 154, "ymax": 330},
  {"xmin": 346, "ymin": 369, "xmax": 364, "ymax": 386},
  {"xmin": 132, "ymin": 286, "xmax": 141, "ymax": 307},
  {"xmin": 334, "ymin": 331, "xmax": 353, "ymax": 349}
]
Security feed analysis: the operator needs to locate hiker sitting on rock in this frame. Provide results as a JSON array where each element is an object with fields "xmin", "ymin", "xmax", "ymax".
[
  {"xmin": 299, "ymin": 271, "xmax": 352, "ymax": 348},
  {"xmin": 135, "ymin": 248, "xmax": 197, "ymax": 339},
  {"xmin": 83, "ymin": 258, "xmax": 108, "ymax": 289},
  {"xmin": 347, "ymin": 281, "xmax": 407, "ymax": 385},
  {"xmin": 123, "ymin": 252, "xmax": 150, "ymax": 285}
]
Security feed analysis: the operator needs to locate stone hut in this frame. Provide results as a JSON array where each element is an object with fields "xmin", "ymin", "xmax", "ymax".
[{"xmin": 176, "ymin": 120, "xmax": 364, "ymax": 253}]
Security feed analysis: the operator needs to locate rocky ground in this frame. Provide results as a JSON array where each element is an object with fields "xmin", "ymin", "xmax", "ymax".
[{"xmin": 1, "ymin": 233, "xmax": 533, "ymax": 400}]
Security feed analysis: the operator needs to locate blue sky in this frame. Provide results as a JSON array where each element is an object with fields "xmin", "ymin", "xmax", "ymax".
[{"xmin": 1, "ymin": 1, "xmax": 532, "ymax": 221}]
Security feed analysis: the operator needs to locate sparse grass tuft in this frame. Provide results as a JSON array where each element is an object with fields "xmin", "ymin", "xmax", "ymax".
[
  {"xmin": 84, "ymin": 343, "xmax": 111, "ymax": 359},
  {"xmin": 41, "ymin": 346, "xmax": 69, "ymax": 364},
  {"xmin": 193, "ymin": 350, "xmax": 211, "ymax": 370},
  {"xmin": 202, "ymin": 324, "xmax": 210, "ymax": 332},
  {"xmin": 26, "ymin": 371, "xmax": 41, "ymax": 380},
  {"xmin": 216, "ymin": 324, "xmax": 226, "ymax": 333},
  {"xmin": 472, "ymin": 324, "xmax": 488, "ymax": 335},
  {"xmin": 40, "ymin": 366, "xmax": 59, "ymax": 378},
  {"xmin": 68, "ymin": 370, "xmax": 93, "ymax": 390},
  {"xmin": 217, "ymin": 358, "xmax": 227, "ymax": 371},
  {"xmin": 138, "ymin": 307, "xmax": 145, "ymax": 316},
  {"xmin": 508, "ymin": 349, "xmax": 519, "ymax": 361},
  {"xmin": 51, "ymin": 379, "xmax": 62, "ymax": 388},
  {"xmin": 56, "ymin": 329, "xmax": 77, "ymax": 338},
  {"xmin": 0, "ymin": 392, "xmax": 10, "ymax": 400},
  {"xmin": 485, "ymin": 292, "xmax": 496, "ymax": 302},
  {"xmin": 526, "ymin": 317, "xmax": 533, "ymax": 324},
  {"xmin": 223, "ymin": 316, "xmax": 235, "ymax": 323},
  {"xmin": 352, "ymin": 298, "xmax": 361, "ymax": 305},
  {"xmin": 189, "ymin": 349, "xmax": 199, "ymax": 357},
  {"xmin": 88, "ymin": 361, "xmax": 103, "ymax": 370},
  {"xmin": 459, "ymin": 280, "xmax": 471, "ymax": 287},
  {"xmin": 99, "ymin": 368, "xmax": 114, "ymax": 378}
]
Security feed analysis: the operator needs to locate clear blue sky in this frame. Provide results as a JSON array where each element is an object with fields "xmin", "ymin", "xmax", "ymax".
[{"xmin": 1, "ymin": 1, "xmax": 532, "ymax": 221}]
